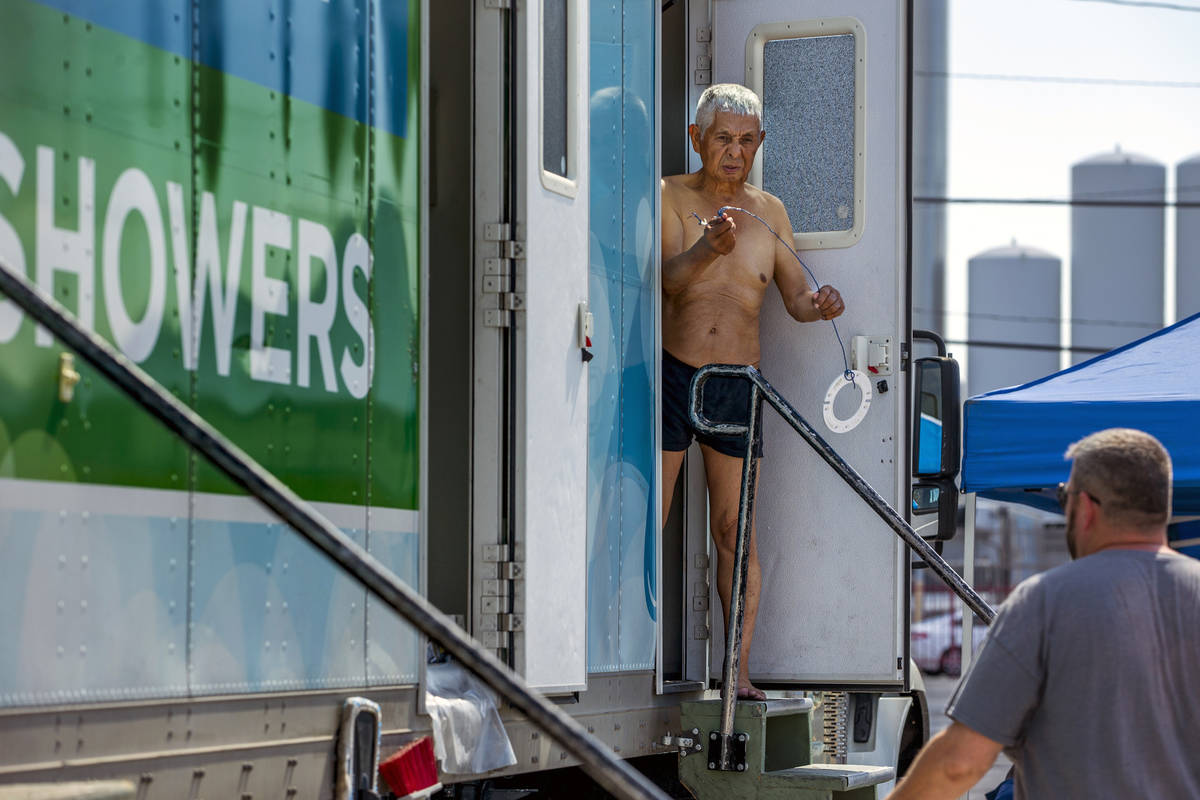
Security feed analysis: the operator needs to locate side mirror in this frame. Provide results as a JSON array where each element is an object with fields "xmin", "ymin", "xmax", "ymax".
[
  {"xmin": 911, "ymin": 478, "xmax": 959, "ymax": 542},
  {"xmin": 911, "ymin": 357, "xmax": 961, "ymax": 479}
]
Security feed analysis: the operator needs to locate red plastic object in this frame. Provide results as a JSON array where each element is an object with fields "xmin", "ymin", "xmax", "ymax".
[{"xmin": 380, "ymin": 736, "xmax": 440, "ymax": 799}]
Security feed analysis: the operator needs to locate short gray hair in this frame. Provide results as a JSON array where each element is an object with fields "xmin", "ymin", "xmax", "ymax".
[
  {"xmin": 1065, "ymin": 428, "xmax": 1172, "ymax": 529},
  {"xmin": 695, "ymin": 84, "xmax": 762, "ymax": 136}
]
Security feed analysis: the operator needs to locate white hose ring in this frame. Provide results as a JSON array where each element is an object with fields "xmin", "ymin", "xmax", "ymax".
[{"xmin": 823, "ymin": 370, "xmax": 872, "ymax": 434}]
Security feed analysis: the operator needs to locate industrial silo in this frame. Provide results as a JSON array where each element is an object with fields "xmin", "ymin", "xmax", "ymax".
[
  {"xmin": 1178, "ymin": 153, "xmax": 1200, "ymax": 320},
  {"xmin": 1070, "ymin": 148, "xmax": 1165, "ymax": 363},
  {"xmin": 967, "ymin": 241, "xmax": 1061, "ymax": 398}
]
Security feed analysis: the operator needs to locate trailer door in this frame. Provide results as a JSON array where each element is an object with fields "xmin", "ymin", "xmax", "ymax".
[
  {"xmin": 473, "ymin": 0, "xmax": 590, "ymax": 692},
  {"xmin": 702, "ymin": 0, "xmax": 911, "ymax": 687}
]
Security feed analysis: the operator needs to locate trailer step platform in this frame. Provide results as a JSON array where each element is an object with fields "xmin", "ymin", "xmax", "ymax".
[
  {"xmin": 678, "ymin": 698, "xmax": 894, "ymax": 799},
  {"xmin": 764, "ymin": 764, "xmax": 896, "ymax": 795}
]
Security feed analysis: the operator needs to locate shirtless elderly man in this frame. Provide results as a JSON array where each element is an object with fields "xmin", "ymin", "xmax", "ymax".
[{"xmin": 661, "ymin": 83, "xmax": 845, "ymax": 699}]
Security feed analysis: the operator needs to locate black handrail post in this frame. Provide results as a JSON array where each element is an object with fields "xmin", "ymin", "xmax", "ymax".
[{"xmin": 717, "ymin": 382, "xmax": 761, "ymax": 769}]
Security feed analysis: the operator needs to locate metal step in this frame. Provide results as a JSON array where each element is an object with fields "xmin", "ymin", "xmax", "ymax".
[
  {"xmin": 682, "ymin": 695, "xmax": 815, "ymax": 719},
  {"xmin": 759, "ymin": 696, "xmax": 816, "ymax": 717},
  {"xmin": 765, "ymin": 764, "xmax": 896, "ymax": 791},
  {"xmin": 681, "ymin": 695, "xmax": 898, "ymax": 799}
]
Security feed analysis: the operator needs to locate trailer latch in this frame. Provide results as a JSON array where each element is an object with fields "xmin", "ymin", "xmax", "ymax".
[{"xmin": 661, "ymin": 728, "xmax": 703, "ymax": 756}]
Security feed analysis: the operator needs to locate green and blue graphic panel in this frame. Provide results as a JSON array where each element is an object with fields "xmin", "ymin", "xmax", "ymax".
[{"xmin": 0, "ymin": 0, "xmax": 421, "ymax": 705}]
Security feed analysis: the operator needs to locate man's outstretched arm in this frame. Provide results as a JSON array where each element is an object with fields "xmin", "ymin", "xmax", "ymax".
[
  {"xmin": 767, "ymin": 197, "xmax": 844, "ymax": 322},
  {"xmin": 885, "ymin": 721, "xmax": 1004, "ymax": 800}
]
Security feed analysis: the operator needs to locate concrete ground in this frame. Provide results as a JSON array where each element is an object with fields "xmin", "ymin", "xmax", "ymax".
[{"xmin": 921, "ymin": 672, "xmax": 1013, "ymax": 798}]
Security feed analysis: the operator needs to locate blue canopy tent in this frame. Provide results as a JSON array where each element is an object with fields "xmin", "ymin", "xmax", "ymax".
[{"xmin": 960, "ymin": 312, "xmax": 1200, "ymax": 555}]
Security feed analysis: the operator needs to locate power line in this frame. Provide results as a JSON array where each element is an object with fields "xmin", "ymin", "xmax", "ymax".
[
  {"xmin": 927, "ymin": 183, "xmax": 1200, "ymax": 202},
  {"xmin": 1072, "ymin": 0, "xmax": 1200, "ymax": 12},
  {"xmin": 916, "ymin": 69, "xmax": 1200, "ymax": 90},
  {"xmin": 944, "ymin": 338, "xmax": 1110, "ymax": 355},
  {"xmin": 916, "ymin": 307, "xmax": 1165, "ymax": 331},
  {"xmin": 1070, "ymin": 183, "xmax": 1200, "ymax": 200},
  {"xmin": 915, "ymin": 195, "xmax": 1200, "ymax": 209}
]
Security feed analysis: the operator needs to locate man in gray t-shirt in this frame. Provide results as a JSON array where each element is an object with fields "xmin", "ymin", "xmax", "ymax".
[{"xmin": 888, "ymin": 428, "xmax": 1200, "ymax": 800}]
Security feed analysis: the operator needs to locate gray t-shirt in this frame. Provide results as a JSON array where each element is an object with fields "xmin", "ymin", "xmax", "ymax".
[{"xmin": 947, "ymin": 549, "xmax": 1200, "ymax": 799}]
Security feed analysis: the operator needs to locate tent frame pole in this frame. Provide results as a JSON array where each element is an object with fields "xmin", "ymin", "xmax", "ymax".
[{"xmin": 962, "ymin": 492, "xmax": 977, "ymax": 674}]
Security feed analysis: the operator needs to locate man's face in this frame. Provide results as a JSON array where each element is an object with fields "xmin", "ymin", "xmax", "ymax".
[{"xmin": 690, "ymin": 111, "xmax": 765, "ymax": 185}]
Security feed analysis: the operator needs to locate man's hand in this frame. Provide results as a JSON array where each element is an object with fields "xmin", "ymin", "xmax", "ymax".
[
  {"xmin": 885, "ymin": 722, "xmax": 1003, "ymax": 800},
  {"xmin": 697, "ymin": 212, "xmax": 736, "ymax": 256},
  {"xmin": 811, "ymin": 285, "xmax": 845, "ymax": 320}
]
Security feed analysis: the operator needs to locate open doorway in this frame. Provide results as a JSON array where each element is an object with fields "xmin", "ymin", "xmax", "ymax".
[
  {"xmin": 658, "ymin": 0, "xmax": 711, "ymax": 691},
  {"xmin": 425, "ymin": 3, "xmax": 474, "ymax": 623}
]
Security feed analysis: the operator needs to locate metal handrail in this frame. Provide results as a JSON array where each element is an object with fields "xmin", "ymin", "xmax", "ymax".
[
  {"xmin": 688, "ymin": 363, "xmax": 996, "ymax": 771},
  {"xmin": 0, "ymin": 261, "xmax": 668, "ymax": 800}
]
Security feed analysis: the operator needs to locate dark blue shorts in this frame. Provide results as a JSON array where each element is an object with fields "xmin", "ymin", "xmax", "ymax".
[{"xmin": 662, "ymin": 350, "xmax": 764, "ymax": 459}]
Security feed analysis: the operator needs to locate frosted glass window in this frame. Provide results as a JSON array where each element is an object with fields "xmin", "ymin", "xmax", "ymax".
[{"xmin": 762, "ymin": 34, "xmax": 857, "ymax": 234}]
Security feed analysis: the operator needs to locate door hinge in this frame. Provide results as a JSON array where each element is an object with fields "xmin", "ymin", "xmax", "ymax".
[
  {"xmin": 480, "ymin": 543, "xmax": 524, "ymax": 653},
  {"xmin": 483, "ymin": 223, "xmax": 525, "ymax": 328}
]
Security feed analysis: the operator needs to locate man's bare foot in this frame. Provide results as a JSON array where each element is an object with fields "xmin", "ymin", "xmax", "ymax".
[{"xmin": 736, "ymin": 683, "xmax": 767, "ymax": 701}]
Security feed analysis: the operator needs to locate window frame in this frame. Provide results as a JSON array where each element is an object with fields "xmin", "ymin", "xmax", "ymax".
[
  {"xmin": 745, "ymin": 17, "xmax": 867, "ymax": 249},
  {"xmin": 539, "ymin": 0, "xmax": 581, "ymax": 198}
]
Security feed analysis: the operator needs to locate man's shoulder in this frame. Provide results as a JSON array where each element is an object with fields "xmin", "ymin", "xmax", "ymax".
[
  {"xmin": 746, "ymin": 182, "xmax": 785, "ymax": 206},
  {"xmin": 661, "ymin": 174, "xmax": 695, "ymax": 214},
  {"xmin": 1012, "ymin": 550, "xmax": 1195, "ymax": 606},
  {"xmin": 741, "ymin": 184, "xmax": 789, "ymax": 224},
  {"xmin": 1013, "ymin": 553, "xmax": 1114, "ymax": 595},
  {"xmin": 662, "ymin": 173, "xmax": 693, "ymax": 194}
]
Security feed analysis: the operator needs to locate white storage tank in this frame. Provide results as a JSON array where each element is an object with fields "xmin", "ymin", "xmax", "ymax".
[
  {"xmin": 967, "ymin": 241, "xmax": 1061, "ymax": 398},
  {"xmin": 1178, "ymin": 153, "xmax": 1200, "ymax": 320},
  {"xmin": 1070, "ymin": 148, "xmax": 1165, "ymax": 363}
]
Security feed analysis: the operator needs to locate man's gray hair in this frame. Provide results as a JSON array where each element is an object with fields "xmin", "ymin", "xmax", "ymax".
[
  {"xmin": 1065, "ymin": 428, "xmax": 1172, "ymax": 529},
  {"xmin": 695, "ymin": 83, "xmax": 763, "ymax": 136}
]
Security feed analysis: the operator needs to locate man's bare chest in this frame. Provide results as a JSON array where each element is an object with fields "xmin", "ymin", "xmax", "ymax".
[{"xmin": 685, "ymin": 219, "xmax": 775, "ymax": 286}]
